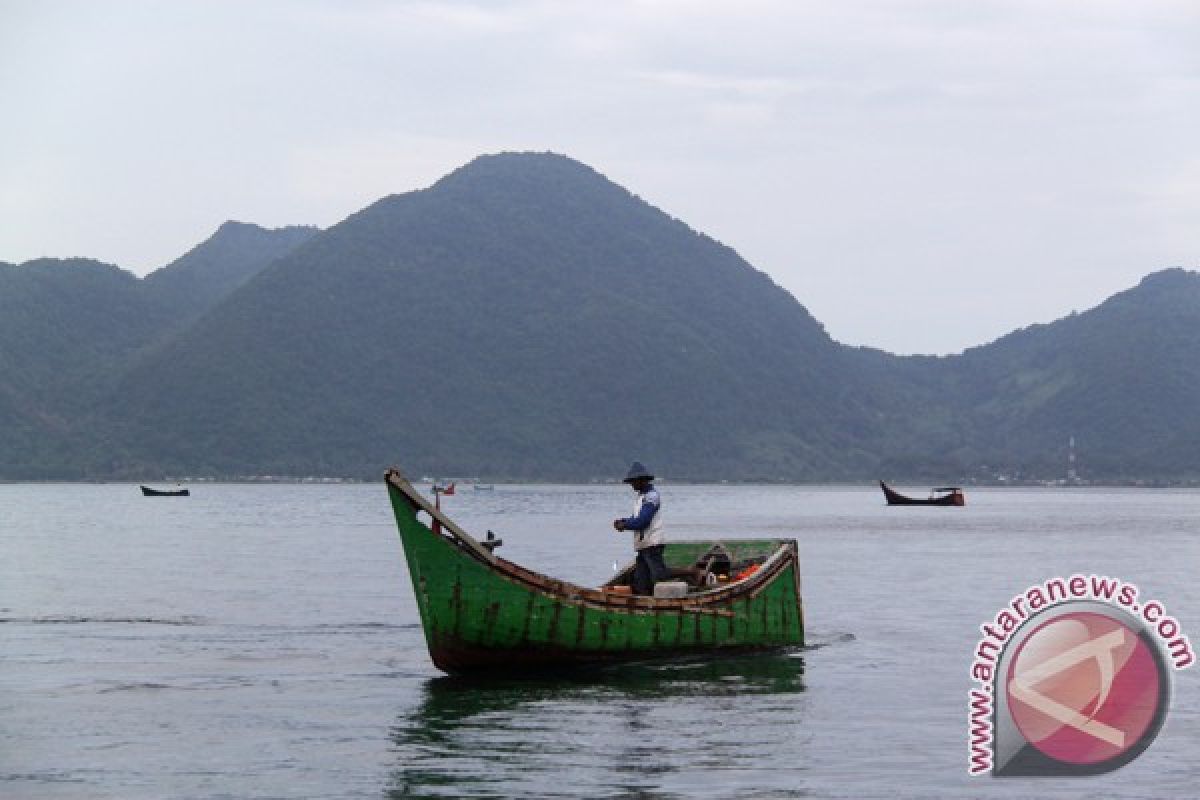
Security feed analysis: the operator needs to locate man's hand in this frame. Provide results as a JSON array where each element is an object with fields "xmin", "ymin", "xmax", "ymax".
[{"xmin": 613, "ymin": 518, "xmax": 626, "ymax": 531}]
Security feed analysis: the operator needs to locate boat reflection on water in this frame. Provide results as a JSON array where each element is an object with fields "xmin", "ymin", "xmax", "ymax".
[{"xmin": 386, "ymin": 650, "xmax": 807, "ymax": 799}]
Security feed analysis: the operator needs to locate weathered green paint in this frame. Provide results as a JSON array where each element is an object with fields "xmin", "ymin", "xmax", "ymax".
[{"xmin": 386, "ymin": 475, "xmax": 804, "ymax": 674}]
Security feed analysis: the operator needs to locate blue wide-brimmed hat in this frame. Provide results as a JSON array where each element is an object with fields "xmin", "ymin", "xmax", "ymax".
[{"xmin": 623, "ymin": 461, "xmax": 654, "ymax": 482}]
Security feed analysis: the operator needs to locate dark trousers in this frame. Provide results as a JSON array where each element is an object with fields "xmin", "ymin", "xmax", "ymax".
[{"xmin": 632, "ymin": 545, "xmax": 669, "ymax": 595}]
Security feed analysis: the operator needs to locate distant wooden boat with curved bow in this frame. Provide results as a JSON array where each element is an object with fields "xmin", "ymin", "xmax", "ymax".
[{"xmin": 880, "ymin": 481, "xmax": 964, "ymax": 506}]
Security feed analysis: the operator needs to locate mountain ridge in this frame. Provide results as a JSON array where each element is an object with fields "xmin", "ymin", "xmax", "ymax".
[
  {"xmin": 98, "ymin": 152, "xmax": 867, "ymax": 480},
  {"xmin": 143, "ymin": 220, "xmax": 320, "ymax": 321},
  {"xmin": 2, "ymin": 152, "xmax": 1198, "ymax": 482},
  {"xmin": 0, "ymin": 224, "xmax": 320, "ymax": 476}
]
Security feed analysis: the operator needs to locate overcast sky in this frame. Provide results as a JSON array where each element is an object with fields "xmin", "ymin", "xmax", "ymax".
[{"xmin": 2, "ymin": 1, "xmax": 1197, "ymax": 354}]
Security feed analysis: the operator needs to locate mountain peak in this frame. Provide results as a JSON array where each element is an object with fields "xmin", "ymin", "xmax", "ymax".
[
  {"xmin": 1134, "ymin": 267, "xmax": 1199, "ymax": 292},
  {"xmin": 215, "ymin": 219, "xmax": 261, "ymax": 234},
  {"xmin": 431, "ymin": 151, "xmax": 613, "ymax": 196},
  {"xmin": 454, "ymin": 150, "xmax": 591, "ymax": 174},
  {"xmin": 1099, "ymin": 266, "xmax": 1200, "ymax": 315},
  {"xmin": 210, "ymin": 219, "xmax": 321, "ymax": 242},
  {"xmin": 142, "ymin": 221, "xmax": 319, "ymax": 317},
  {"xmin": 10, "ymin": 257, "xmax": 128, "ymax": 277}
]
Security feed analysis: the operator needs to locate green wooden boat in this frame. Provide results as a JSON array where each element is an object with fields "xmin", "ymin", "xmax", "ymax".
[{"xmin": 385, "ymin": 468, "xmax": 805, "ymax": 675}]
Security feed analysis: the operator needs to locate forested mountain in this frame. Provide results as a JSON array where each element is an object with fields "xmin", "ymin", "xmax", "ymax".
[
  {"xmin": 2, "ymin": 152, "xmax": 1197, "ymax": 482},
  {"xmin": 100, "ymin": 153, "xmax": 879, "ymax": 480},
  {"xmin": 0, "ymin": 258, "xmax": 170, "ymax": 475},
  {"xmin": 947, "ymin": 268, "xmax": 1200, "ymax": 480},
  {"xmin": 835, "ymin": 267, "xmax": 1200, "ymax": 482},
  {"xmin": 144, "ymin": 221, "xmax": 319, "ymax": 323},
  {"xmin": 0, "ymin": 223, "xmax": 317, "ymax": 476}
]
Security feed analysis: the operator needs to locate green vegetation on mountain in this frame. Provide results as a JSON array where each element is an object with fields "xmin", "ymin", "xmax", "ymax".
[
  {"xmin": 101, "ymin": 154, "xmax": 877, "ymax": 480},
  {"xmin": 1, "ymin": 153, "xmax": 1197, "ymax": 482},
  {"xmin": 0, "ymin": 258, "xmax": 166, "ymax": 475},
  {"xmin": 948, "ymin": 268, "xmax": 1200, "ymax": 481},
  {"xmin": 144, "ymin": 220, "xmax": 318, "ymax": 324},
  {"xmin": 0, "ymin": 223, "xmax": 317, "ymax": 477}
]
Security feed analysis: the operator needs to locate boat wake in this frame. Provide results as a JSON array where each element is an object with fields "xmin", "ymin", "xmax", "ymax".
[{"xmin": 802, "ymin": 631, "xmax": 857, "ymax": 650}]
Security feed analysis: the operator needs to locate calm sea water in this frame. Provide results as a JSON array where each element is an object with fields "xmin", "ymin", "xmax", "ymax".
[{"xmin": 2, "ymin": 483, "xmax": 1198, "ymax": 799}]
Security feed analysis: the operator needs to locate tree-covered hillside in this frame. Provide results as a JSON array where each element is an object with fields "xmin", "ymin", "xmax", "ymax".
[
  {"xmin": 0, "ymin": 223, "xmax": 318, "ymax": 477},
  {"xmin": 101, "ymin": 153, "xmax": 880, "ymax": 480},
  {"xmin": 145, "ymin": 220, "xmax": 319, "ymax": 324},
  {"xmin": 949, "ymin": 268, "xmax": 1200, "ymax": 480},
  {"xmin": 2, "ymin": 153, "xmax": 1198, "ymax": 482}
]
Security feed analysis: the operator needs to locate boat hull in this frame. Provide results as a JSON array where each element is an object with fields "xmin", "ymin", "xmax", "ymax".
[
  {"xmin": 386, "ymin": 471, "xmax": 803, "ymax": 674},
  {"xmin": 880, "ymin": 481, "xmax": 963, "ymax": 506},
  {"xmin": 140, "ymin": 485, "xmax": 190, "ymax": 497}
]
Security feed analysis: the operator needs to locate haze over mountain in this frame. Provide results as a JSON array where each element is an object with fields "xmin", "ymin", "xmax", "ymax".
[{"xmin": 2, "ymin": 152, "xmax": 1197, "ymax": 483}]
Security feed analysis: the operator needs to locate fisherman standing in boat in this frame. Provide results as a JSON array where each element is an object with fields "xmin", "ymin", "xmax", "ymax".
[{"xmin": 613, "ymin": 461, "xmax": 669, "ymax": 595}]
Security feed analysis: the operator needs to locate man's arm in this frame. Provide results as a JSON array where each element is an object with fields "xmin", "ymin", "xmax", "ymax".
[{"xmin": 618, "ymin": 490, "xmax": 660, "ymax": 531}]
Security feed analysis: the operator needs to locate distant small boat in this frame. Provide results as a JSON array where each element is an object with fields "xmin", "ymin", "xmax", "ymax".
[
  {"xmin": 140, "ymin": 485, "xmax": 190, "ymax": 497},
  {"xmin": 880, "ymin": 481, "xmax": 963, "ymax": 506},
  {"xmin": 473, "ymin": 483, "xmax": 494, "ymax": 491}
]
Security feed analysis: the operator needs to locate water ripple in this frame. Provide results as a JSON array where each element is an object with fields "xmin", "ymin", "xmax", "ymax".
[{"xmin": 0, "ymin": 615, "xmax": 206, "ymax": 626}]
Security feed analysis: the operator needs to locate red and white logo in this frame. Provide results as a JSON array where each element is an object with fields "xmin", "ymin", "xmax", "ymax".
[
  {"xmin": 1006, "ymin": 611, "xmax": 1162, "ymax": 767},
  {"xmin": 968, "ymin": 577, "xmax": 1190, "ymax": 777}
]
